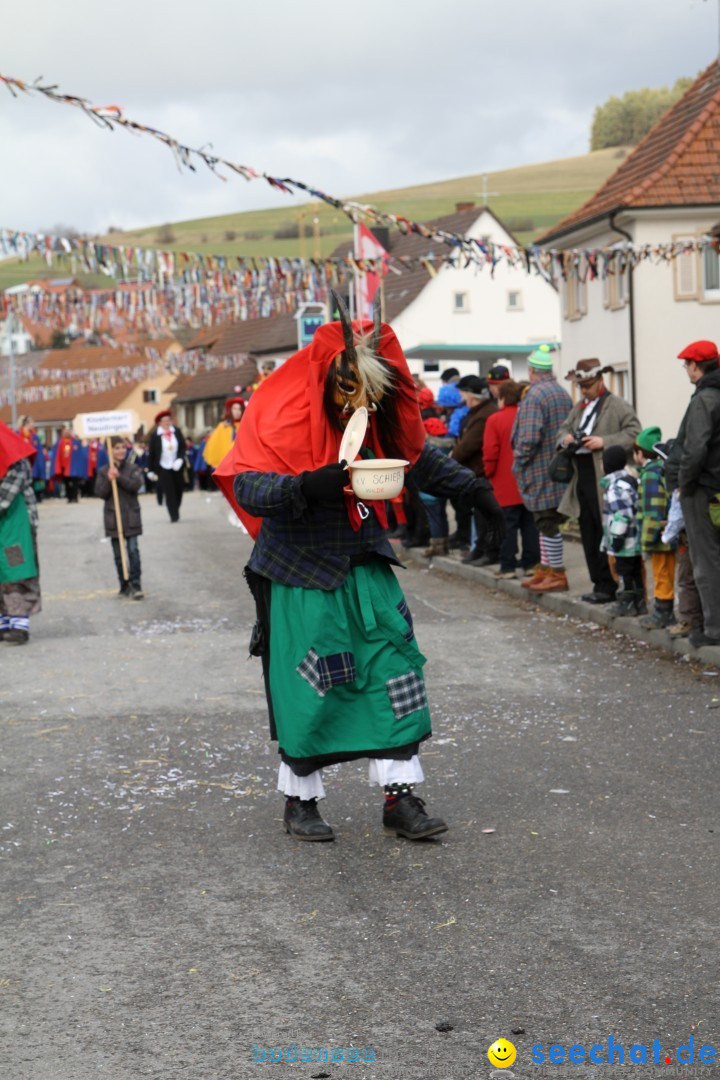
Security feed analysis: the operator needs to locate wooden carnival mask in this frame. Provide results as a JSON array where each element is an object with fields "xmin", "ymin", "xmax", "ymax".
[{"xmin": 329, "ymin": 290, "xmax": 391, "ymax": 416}]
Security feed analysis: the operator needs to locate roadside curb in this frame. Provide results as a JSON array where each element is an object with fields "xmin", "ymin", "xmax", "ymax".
[{"xmin": 402, "ymin": 547, "xmax": 720, "ymax": 669}]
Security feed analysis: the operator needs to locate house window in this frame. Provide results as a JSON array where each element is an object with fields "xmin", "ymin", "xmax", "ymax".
[
  {"xmin": 606, "ymin": 268, "xmax": 628, "ymax": 310},
  {"xmin": 142, "ymin": 388, "xmax": 160, "ymax": 404},
  {"xmin": 185, "ymin": 404, "xmax": 196, "ymax": 431},
  {"xmin": 564, "ymin": 276, "xmax": 587, "ymax": 320},
  {"xmin": 607, "ymin": 368, "xmax": 629, "ymax": 401},
  {"xmin": 453, "ymin": 292, "xmax": 469, "ymax": 313},
  {"xmin": 702, "ymin": 247, "xmax": 720, "ymax": 299},
  {"xmin": 423, "ymin": 360, "xmax": 440, "ymax": 372},
  {"xmin": 203, "ymin": 402, "xmax": 216, "ymax": 428},
  {"xmin": 507, "ymin": 290, "xmax": 523, "ymax": 311}
]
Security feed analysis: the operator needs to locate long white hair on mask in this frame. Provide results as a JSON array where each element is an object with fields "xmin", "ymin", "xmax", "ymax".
[{"xmin": 352, "ymin": 330, "xmax": 395, "ymax": 402}]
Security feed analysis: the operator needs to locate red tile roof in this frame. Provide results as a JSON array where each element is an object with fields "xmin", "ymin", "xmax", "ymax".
[
  {"xmin": 207, "ymin": 313, "xmax": 298, "ymax": 357},
  {"xmin": 169, "ymin": 363, "xmax": 259, "ymax": 402},
  {"xmin": 540, "ymin": 61, "xmax": 720, "ymax": 242},
  {"xmin": 36, "ymin": 345, "xmax": 153, "ymax": 372},
  {"xmin": 0, "ymin": 384, "xmax": 139, "ymax": 425}
]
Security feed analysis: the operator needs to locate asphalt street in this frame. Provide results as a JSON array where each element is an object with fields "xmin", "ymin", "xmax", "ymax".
[{"xmin": 2, "ymin": 491, "xmax": 719, "ymax": 1080}]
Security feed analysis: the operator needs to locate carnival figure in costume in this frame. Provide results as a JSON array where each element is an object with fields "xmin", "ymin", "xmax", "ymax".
[
  {"xmin": 202, "ymin": 396, "xmax": 246, "ymax": 470},
  {"xmin": 215, "ymin": 295, "xmax": 504, "ymax": 842},
  {"xmin": 18, "ymin": 416, "xmax": 47, "ymax": 498},
  {"xmin": 0, "ymin": 422, "xmax": 41, "ymax": 644}
]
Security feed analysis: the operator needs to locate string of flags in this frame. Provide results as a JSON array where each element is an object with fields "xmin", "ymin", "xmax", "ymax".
[
  {"xmin": 2, "ymin": 71, "xmax": 719, "ymax": 283},
  {"xmin": 0, "ymin": 350, "xmax": 247, "ymax": 407}
]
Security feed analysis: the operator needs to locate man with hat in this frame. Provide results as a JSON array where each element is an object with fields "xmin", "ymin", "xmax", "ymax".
[
  {"xmin": 487, "ymin": 363, "xmax": 511, "ymax": 401},
  {"xmin": 556, "ymin": 359, "xmax": 641, "ymax": 603},
  {"xmin": 511, "ymin": 346, "xmax": 573, "ymax": 592},
  {"xmin": 147, "ymin": 410, "xmax": 187, "ymax": 523},
  {"xmin": 665, "ymin": 340, "xmax": 720, "ymax": 648},
  {"xmin": 451, "ymin": 375, "xmax": 500, "ymax": 565}
]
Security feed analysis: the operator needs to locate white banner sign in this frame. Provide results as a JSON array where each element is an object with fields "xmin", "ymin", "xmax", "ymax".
[{"xmin": 74, "ymin": 410, "xmax": 137, "ymax": 437}]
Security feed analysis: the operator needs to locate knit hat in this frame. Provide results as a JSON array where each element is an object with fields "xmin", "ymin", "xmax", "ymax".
[
  {"xmin": 457, "ymin": 375, "xmax": 488, "ymax": 397},
  {"xmin": 488, "ymin": 364, "xmax": 510, "ymax": 383},
  {"xmin": 602, "ymin": 445, "xmax": 627, "ymax": 474},
  {"xmin": 636, "ymin": 425, "xmax": 662, "ymax": 454},
  {"xmin": 677, "ymin": 340, "xmax": 719, "ymax": 363},
  {"xmin": 424, "ymin": 416, "xmax": 449, "ymax": 436},
  {"xmin": 527, "ymin": 345, "xmax": 554, "ymax": 370}
]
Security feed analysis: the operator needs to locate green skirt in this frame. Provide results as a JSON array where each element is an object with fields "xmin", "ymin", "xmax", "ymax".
[{"xmin": 268, "ymin": 561, "xmax": 431, "ymax": 772}]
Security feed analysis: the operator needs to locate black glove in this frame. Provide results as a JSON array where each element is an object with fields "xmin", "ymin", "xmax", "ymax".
[
  {"xmin": 610, "ymin": 534, "xmax": 625, "ymax": 553},
  {"xmin": 301, "ymin": 461, "xmax": 349, "ymax": 505}
]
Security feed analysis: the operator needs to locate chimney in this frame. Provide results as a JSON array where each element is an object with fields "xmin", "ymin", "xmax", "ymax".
[
  {"xmin": 455, "ymin": 201, "xmax": 475, "ymax": 213},
  {"xmin": 370, "ymin": 227, "xmax": 391, "ymax": 251}
]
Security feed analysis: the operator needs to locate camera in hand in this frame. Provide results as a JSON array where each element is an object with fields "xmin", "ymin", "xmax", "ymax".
[{"xmin": 565, "ymin": 430, "xmax": 588, "ymax": 453}]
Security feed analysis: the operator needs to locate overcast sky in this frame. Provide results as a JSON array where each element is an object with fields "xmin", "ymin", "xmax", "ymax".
[{"xmin": 1, "ymin": 0, "xmax": 717, "ymax": 235}]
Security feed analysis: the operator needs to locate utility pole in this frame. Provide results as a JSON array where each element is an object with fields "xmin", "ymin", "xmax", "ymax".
[{"xmin": 7, "ymin": 310, "xmax": 18, "ymax": 429}]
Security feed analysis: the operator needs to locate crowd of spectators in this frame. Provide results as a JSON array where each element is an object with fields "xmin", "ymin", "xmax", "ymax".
[{"xmin": 407, "ymin": 340, "xmax": 720, "ymax": 650}]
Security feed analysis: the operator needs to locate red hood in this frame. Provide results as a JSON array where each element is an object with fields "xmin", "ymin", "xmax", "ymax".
[
  {"xmin": 213, "ymin": 319, "xmax": 425, "ymax": 537},
  {"xmin": 0, "ymin": 422, "xmax": 36, "ymax": 479}
]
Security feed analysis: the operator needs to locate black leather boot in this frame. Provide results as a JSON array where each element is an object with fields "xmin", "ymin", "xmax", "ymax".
[
  {"xmin": 283, "ymin": 798, "xmax": 335, "ymax": 841},
  {"xmin": 383, "ymin": 795, "xmax": 448, "ymax": 840}
]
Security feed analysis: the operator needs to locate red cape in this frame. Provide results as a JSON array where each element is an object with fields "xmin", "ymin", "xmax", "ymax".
[
  {"xmin": 214, "ymin": 319, "xmax": 425, "ymax": 537},
  {"xmin": 0, "ymin": 421, "xmax": 36, "ymax": 480}
]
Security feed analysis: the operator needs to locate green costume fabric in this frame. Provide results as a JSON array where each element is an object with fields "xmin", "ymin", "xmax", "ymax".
[
  {"xmin": 0, "ymin": 492, "xmax": 38, "ymax": 583},
  {"xmin": 268, "ymin": 560, "xmax": 431, "ymax": 769}
]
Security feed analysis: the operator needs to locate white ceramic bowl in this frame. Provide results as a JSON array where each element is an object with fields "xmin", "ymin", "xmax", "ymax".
[{"xmin": 347, "ymin": 458, "xmax": 409, "ymax": 500}]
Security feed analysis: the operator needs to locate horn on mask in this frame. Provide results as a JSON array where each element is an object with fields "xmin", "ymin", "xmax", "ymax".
[
  {"xmin": 370, "ymin": 289, "xmax": 382, "ymax": 354},
  {"xmin": 330, "ymin": 289, "xmax": 357, "ymax": 364}
]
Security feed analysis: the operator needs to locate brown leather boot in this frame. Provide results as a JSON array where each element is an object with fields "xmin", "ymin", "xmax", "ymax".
[
  {"xmin": 528, "ymin": 568, "xmax": 569, "ymax": 593},
  {"xmin": 423, "ymin": 537, "xmax": 449, "ymax": 558},
  {"xmin": 522, "ymin": 564, "xmax": 550, "ymax": 589}
]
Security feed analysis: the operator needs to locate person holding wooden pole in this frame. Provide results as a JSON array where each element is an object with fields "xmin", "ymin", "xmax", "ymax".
[{"xmin": 95, "ymin": 436, "xmax": 144, "ymax": 599}]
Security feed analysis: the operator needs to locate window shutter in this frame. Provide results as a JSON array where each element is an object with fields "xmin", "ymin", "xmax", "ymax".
[{"xmin": 673, "ymin": 235, "xmax": 698, "ymax": 300}]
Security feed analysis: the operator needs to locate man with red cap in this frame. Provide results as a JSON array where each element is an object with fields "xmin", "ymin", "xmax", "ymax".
[
  {"xmin": 203, "ymin": 396, "xmax": 246, "ymax": 470},
  {"xmin": 215, "ymin": 295, "xmax": 504, "ymax": 843},
  {"xmin": 666, "ymin": 340, "xmax": 720, "ymax": 648},
  {"xmin": 0, "ymin": 422, "xmax": 41, "ymax": 644}
]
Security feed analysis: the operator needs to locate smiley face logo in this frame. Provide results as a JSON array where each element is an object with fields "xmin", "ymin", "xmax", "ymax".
[{"xmin": 488, "ymin": 1039, "xmax": 517, "ymax": 1068}]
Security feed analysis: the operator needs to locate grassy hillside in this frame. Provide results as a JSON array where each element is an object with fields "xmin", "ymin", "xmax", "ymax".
[{"xmin": 0, "ymin": 147, "xmax": 628, "ymax": 290}]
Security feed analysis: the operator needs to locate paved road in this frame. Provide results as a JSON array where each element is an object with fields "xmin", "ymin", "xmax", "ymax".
[{"xmin": 2, "ymin": 492, "xmax": 719, "ymax": 1079}]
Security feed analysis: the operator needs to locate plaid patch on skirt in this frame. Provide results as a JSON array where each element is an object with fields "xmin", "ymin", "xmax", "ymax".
[{"xmin": 297, "ymin": 648, "xmax": 357, "ymax": 697}]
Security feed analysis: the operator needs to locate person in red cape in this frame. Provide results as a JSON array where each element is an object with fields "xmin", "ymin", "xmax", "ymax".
[
  {"xmin": 215, "ymin": 293, "xmax": 504, "ymax": 843},
  {"xmin": 0, "ymin": 422, "xmax": 41, "ymax": 645}
]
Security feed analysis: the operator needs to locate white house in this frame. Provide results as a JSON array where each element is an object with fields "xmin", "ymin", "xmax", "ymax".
[
  {"xmin": 538, "ymin": 59, "xmax": 720, "ymax": 438},
  {"xmin": 336, "ymin": 204, "xmax": 562, "ymax": 392}
]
